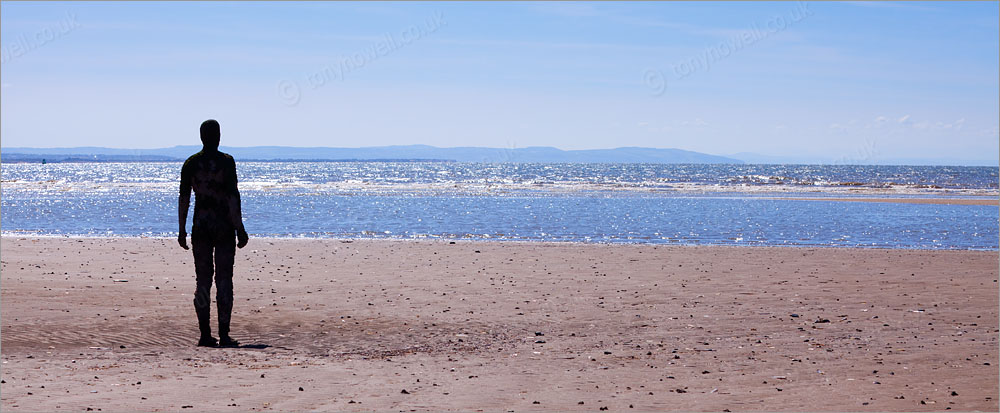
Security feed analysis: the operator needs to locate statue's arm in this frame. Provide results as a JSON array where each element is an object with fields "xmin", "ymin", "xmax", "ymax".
[
  {"xmin": 227, "ymin": 158, "xmax": 245, "ymax": 231},
  {"xmin": 178, "ymin": 160, "xmax": 192, "ymax": 249},
  {"xmin": 228, "ymin": 158, "xmax": 248, "ymax": 248}
]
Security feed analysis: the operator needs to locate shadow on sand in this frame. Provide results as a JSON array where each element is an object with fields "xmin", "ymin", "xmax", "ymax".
[{"xmin": 221, "ymin": 343, "xmax": 271, "ymax": 350}]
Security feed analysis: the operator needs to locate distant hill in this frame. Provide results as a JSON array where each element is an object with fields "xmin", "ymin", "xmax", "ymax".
[
  {"xmin": 1, "ymin": 153, "xmax": 180, "ymax": 163},
  {"xmin": 6, "ymin": 145, "xmax": 992, "ymax": 165},
  {"xmin": 2, "ymin": 145, "xmax": 743, "ymax": 164}
]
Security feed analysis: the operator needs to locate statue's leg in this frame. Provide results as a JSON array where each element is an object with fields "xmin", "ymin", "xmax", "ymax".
[
  {"xmin": 192, "ymin": 235, "xmax": 216, "ymax": 345},
  {"xmin": 215, "ymin": 235, "xmax": 237, "ymax": 345}
]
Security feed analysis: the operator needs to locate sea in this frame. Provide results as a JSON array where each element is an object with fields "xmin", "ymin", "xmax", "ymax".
[{"xmin": 1, "ymin": 162, "xmax": 997, "ymax": 250}]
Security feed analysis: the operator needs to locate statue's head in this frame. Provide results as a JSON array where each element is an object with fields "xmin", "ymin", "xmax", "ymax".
[{"xmin": 200, "ymin": 119, "xmax": 221, "ymax": 150}]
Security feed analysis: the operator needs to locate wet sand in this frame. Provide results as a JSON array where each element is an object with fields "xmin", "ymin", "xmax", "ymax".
[
  {"xmin": 774, "ymin": 197, "xmax": 998, "ymax": 206},
  {"xmin": 1, "ymin": 237, "xmax": 997, "ymax": 411}
]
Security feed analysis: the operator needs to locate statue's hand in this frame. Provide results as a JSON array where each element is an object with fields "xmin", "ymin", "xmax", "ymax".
[
  {"xmin": 178, "ymin": 231, "xmax": 189, "ymax": 250},
  {"xmin": 237, "ymin": 229, "xmax": 249, "ymax": 249}
]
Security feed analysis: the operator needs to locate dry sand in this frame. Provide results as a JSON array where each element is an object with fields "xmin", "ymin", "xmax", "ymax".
[{"xmin": 1, "ymin": 237, "xmax": 997, "ymax": 411}]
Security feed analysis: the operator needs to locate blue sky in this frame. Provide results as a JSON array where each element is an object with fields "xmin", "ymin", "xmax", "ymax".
[{"xmin": 1, "ymin": 1, "xmax": 997, "ymax": 164}]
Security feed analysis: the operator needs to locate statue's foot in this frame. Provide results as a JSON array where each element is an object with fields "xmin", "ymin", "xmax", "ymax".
[
  {"xmin": 219, "ymin": 335, "xmax": 240, "ymax": 348},
  {"xmin": 197, "ymin": 335, "xmax": 218, "ymax": 347}
]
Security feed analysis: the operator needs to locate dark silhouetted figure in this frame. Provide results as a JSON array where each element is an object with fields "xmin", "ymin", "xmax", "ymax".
[{"xmin": 178, "ymin": 119, "xmax": 249, "ymax": 347}]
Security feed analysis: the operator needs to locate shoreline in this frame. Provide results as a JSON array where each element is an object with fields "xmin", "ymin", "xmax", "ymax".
[
  {"xmin": 2, "ymin": 237, "xmax": 997, "ymax": 411},
  {"xmin": 2, "ymin": 235, "xmax": 997, "ymax": 251}
]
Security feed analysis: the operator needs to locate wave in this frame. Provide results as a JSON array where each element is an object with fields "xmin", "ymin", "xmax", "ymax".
[{"xmin": 2, "ymin": 178, "xmax": 997, "ymax": 198}]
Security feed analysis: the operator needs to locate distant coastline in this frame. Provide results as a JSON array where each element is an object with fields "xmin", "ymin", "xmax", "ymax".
[
  {"xmin": 0, "ymin": 145, "xmax": 740, "ymax": 164},
  {"xmin": 0, "ymin": 153, "xmax": 457, "ymax": 164},
  {"xmin": 2, "ymin": 145, "xmax": 996, "ymax": 166}
]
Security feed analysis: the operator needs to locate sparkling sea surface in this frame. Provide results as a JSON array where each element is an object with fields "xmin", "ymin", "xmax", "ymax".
[{"xmin": 2, "ymin": 162, "xmax": 997, "ymax": 250}]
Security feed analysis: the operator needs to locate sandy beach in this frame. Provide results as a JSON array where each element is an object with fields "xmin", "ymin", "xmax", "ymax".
[{"xmin": 1, "ymin": 237, "xmax": 996, "ymax": 411}]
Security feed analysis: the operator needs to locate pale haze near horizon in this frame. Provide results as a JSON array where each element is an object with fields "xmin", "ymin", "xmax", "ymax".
[{"xmin": 1, "ymin": 1, "xmax": 997, "ymax": 165}]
